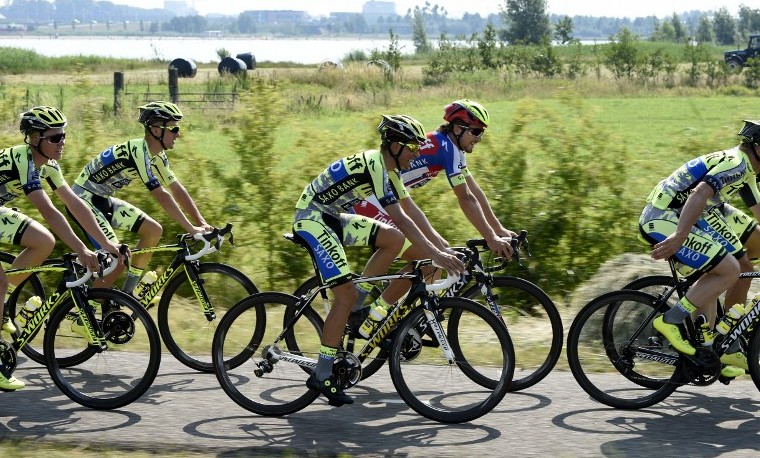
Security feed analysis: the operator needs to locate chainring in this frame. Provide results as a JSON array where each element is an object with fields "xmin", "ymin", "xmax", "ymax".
[
  {"xmin": 101, "ymin": 311, "xmax": 135, "ymax": 344},
  {"xmin": 333, "ymin": 352, "xmax": 362, "ymax": 389},
  {"xmin": 681, "ymin": 347, "xmax": 721, "ymax": 386}
]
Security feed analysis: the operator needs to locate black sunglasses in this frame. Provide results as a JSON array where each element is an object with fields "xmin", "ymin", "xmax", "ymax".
[
  {"xmin": 154, "ymin": 125, "xmax": 180, "ymax": 134},
  {"xmin": 461, "ymin": 126, "xmax": 484, "ymax": 137},
  {"xmin": 40, "ymin": 133, "xmax": 66, "ymax": 144}
]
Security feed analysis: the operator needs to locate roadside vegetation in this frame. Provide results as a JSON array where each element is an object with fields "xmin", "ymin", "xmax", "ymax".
[{"xmin": 1, "ymin": 29, "xmax": 759, "ymax": 305}]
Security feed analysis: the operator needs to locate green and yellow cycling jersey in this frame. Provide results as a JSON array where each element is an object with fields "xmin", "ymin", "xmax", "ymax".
[
  {"xmin": 0, "ymin": 144, "xmax": 66, "ymax": 205},
  {"xmin": 647, "ymin": 146, "xmax": 760, "ymax": 211},
  {"xmin": 296, "ymin": 149, "xmax": 409, "ymax": 216},
  {"xmin": 73, "ymin": 138, "xmax": 177, "ymax": 198}
]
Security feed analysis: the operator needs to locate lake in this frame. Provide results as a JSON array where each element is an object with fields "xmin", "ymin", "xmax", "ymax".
[{"xmin": 0, "ymin": 36, "xmax": 417, "ymax": 65}]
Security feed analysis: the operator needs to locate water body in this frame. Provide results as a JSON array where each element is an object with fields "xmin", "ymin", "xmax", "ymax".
[{"xmin": 0, "ymin": 36, "xmax": 417, "ymax": 65}]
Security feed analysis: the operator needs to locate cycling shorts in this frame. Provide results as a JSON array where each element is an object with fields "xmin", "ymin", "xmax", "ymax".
[
  {"xmin": 639, "ymin": 203, "xmax": 756, "ymax": 278},
  {"xmin": 0, "ymin": 207, "xmax": 33, "ymax": 246},
  {"xmin": 70, "ymin": 185, "xmax": 146, "ymax": 249},
  {"xmin": 293, "ymin": 209, "xmax": 385, "ymax": 288}
]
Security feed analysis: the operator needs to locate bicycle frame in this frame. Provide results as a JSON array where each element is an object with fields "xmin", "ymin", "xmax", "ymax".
[
  {"xmin": 127, "ymin": 225, "xmax": 233, "ymax": 320},
  {"xmin": 8, "ymin": 255, "xmax": 110, "ymax": 353},
  {"xmin": 262, "ymin": 264, "xmax": 457, "ymax": 373}
]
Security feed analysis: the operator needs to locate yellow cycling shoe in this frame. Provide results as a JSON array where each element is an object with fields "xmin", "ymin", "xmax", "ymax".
[
  {"xmin": 2, "ymin": 317, "xmax": 16, "ymax": 334},
  {"xmin": 0, "ymin": 367, "xmax": 25, "ymax": 391},
  {"xmin": 720, "ymin": 365, "xmax": 745, "ymax": 378},
  {"xmin": 720, "ymin": 351, "xmax": 749, "ymax": 370},
  {"xmin": 653, "ymin": 316, "xmax": 696, "ymax": 356}
]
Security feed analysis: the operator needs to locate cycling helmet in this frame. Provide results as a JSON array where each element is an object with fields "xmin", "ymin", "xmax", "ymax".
[
  {"xmin": 138, "ymin": 101, "xmax": 183, "ymax": 125},
  {"xmin": 443, "ymin": 99, "xmax": 490, "ymax": 128},
  {"xmin": 377, "ymin": 114, "xmax": 426, "ymax": 144},
  {"xmin": 739, "ymin": 120, "xmax": 760, "ymax": 144},
  {"xmin": 19, "ymin": 106, "xmax": 67, "ymax": 135}
]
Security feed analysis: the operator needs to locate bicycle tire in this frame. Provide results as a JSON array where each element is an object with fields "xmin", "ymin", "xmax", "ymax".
[
  {"xmin": 389, "ymin": 296, "xmax": 514, "ymax": 423},
  {"xmin": 745, "ymin": 325, "xmax": 760, "ymax": 391},
  {"xmin": 213, "ymin": 292, "xmax": 323, "ymax": 416},
  {"xmin": 292, "ymin": 275, "xmax": 387, "ymax": 380},
  {"xmin": 566, "ymin": 290, "xmax": 682, "ymax": 409},
  {"xmin": 158, "ymin": 262, "xmax": 259, "ymax": 372},
  {"xmin": 44, "ymin": 288, "xmax": 161, "ymax": 410},
  {"xmin": 462, "ymin": 275, "xmax": 562, "ymax": 391},
  {"xmin": 0, "ymin": 251, "xmax": 47, "ymax": 365}
]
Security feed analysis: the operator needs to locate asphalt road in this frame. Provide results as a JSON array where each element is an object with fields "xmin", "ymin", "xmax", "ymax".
[{"xmin": 2, "ymin": 355, "xmax": 760, "ymax": 457}]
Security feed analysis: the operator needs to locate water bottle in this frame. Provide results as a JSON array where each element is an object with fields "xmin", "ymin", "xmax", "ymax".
[
  {"xmin": 16, "ymin": 296, "xmax": 42, "ymax": 329},
  {"xmin": 715, "ymin": 303, "xmax": 747, "ymax": 335},
  {"xmin": 359, "ymin": 303, "xmax": 388, "ymax": 338},
  {"xmin": 133, "ymin": 270, "xmax": 158, "ymax": 299}
]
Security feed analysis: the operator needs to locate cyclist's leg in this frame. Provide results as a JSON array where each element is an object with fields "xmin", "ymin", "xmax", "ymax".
[
  {"xmin": 341, "ymin": 213, "xmax": 407, "ymax": 303},
  {"xmin": 640, "ymin": 205, "xmax": 738, "ymax": 355},
  {"xmin": 293, "ymin": 211, "xmax": 355, "ymax": 405},
  {"xmin": 723, "ymin": 204, "xmax": 760, "ymax": 308}
]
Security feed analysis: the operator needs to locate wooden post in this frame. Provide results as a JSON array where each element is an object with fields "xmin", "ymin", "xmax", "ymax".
[
  {"xmin": 168, "ymin": 67, "xmax": 179, "ymax": 103},
  {"xmin": 113, "ymin": 71, "xmax": 124, "ymax": 115}
]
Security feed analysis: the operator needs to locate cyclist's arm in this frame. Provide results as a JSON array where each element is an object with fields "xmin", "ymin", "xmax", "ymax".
[
  {"xmin": 167, "ymin": 180, "xmax": 211, "ymax": 230},
  {"xmin": 452, "ymin": 180, "xmax": 513, "ymax": 258},
  {"xmin": 26, "ymin": 189, "xmax": 99, "ymax": 269},
  {"xmin": 385, "ymin": 202, "xmax": 464, "ymax": 274},
  {"xmin": 465, "ymin": 175, "xmax": 516, "ymax": 238},
  {"xmin": 150, "ymin": 186, "xmax": 204, "ymax": 234},
  {"xmin": 652, "ymin": 182, "xmax": 714, "ymax": 260},
  {"xmin": 398, "ymin": 196, "xmax": 448, "ymax": 250}
]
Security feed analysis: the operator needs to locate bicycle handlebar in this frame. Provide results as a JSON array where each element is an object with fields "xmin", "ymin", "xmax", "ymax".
[
  {"xmin": 424, "ymin": 272, "xmax": 460, "ymax": 292},
  {"xmin": 65, "ymin": 252, "xmax": 119, "ymax": 288},
  {"xmin": 184, "ymin": 223, "xmax": 234, "ymax": 261},
  {"xmin": 464, "ymin": 230, "xmax": 529, "ymax": 271}
]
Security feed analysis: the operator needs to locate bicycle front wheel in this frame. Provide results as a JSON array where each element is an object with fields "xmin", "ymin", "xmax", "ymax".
[
  {"xmin": 566, "ymin": 290, "xmax": 682, "ymax": 409},
  {"xmin": 463, "ymin": 276, "xmax": 562, "ymax": 391},
  {"xmin": 44, "ymin": 288, "xmax": 161, "ymax": 410},
  {"xmin": 389, "ymin": 296, "xmax": 514, "ymax": 424},
  {"xmin": 158, "ymin": 262, "xmax": 259, "ymax": 372},
  {"xmin": 213, "ymin": 292, "xmax": 323, "ymax": 416}
]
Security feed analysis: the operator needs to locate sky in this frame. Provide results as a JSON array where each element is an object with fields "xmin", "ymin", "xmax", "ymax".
[{"xmin": 105, "ymin": 1, "xmax": 751, "ymax": 19}]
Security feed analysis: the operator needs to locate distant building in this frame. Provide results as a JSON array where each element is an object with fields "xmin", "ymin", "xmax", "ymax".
[
  {"xmin": 164, "ymin": 0, "xmax": 197, "ymax": 17},
  {"xmin": 362, "ymin": 1, "xmax": 396, "ymax": 23},
  {"xmin": 244, "ymin": 10, "xmax": 310, "ymax": 24}
]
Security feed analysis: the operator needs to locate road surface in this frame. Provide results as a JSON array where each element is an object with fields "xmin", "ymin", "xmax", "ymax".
[{"xmin": 2, "ymin": 355, "xmax": 760, "ymax": 457}]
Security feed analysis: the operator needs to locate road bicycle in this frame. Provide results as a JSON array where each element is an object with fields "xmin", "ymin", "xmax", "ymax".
[
  {"xmin": 212, "ymin": 235, "xmax": 515, "ymax": 424},
  {"xmin": 566, "ymin": 258, "xmax": 760, "ymax": 409},
  {"xmin": 127, "ymin": 223, "xmax": 258, "ymax": 372},
  {"xmin": 291, "ymin": 230, "xmax": 562, "ymax": 392},
  {"xmin": 0, "ymin": 251, "xmax": 161, "ymax": 410}
]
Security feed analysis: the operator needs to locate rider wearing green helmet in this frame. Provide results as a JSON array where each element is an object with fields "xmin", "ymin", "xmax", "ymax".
[
  {"xmin": 293, "ymin": 113, "xmax": 464, "ymax": 406},
  {"xmin": 0, "ymin": 106, "xmax": 125, "ymax": 391},
  {"xmin": 68, "ymin": 101, "xmax": 210, "ymax": 295}
]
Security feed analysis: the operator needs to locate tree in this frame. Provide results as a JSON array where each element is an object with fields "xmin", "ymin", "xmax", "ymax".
[
  {"xmin": 713, "ymin": 7, "xmax": 737, "ymax": 46},
  {"xmin": 670, "ymin": 13, "xmax": 686, "ymax": 43},
  {"xmin": 412, "ymin": 8, "xmax": 432, "ymax": 54},
  {"xmin": 738, "ymin": 5, "xmax": 760, "ymax": 39},
  {"xmin": 696, "ymin": 15, "xmax": 714, "ymax": 44},
  {"xmin": 554, "ymin": 16, "xmax": 574, "ymax": 44},
  {"xmin": 499, "ymin": 0, "xmax": 551, "ymax": 45}
]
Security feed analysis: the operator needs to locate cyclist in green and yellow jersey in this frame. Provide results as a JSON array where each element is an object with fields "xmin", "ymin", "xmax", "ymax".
[
  {"xmin": 68, "ymin": 101, "xmax": 209, "ymax": 295},
  {"xmin": 293, "ymin": 114, "xmax": 465, "ymax": 406},
  {"xmin": 0, "ymin": 106, "xmax": 126, "ymax": 391},
  {"xmin": 640, "ymin": 120, "xmax": 760, "ymax": 377}
]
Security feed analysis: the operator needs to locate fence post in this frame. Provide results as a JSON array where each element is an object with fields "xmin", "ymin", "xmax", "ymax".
[
  {"xmin": 113, "ymin": 71, "xmax": 124, "ymax": 115},
  {"xmin": 168, "ymin": 67, "xmax": 179, "ymax": 103}
]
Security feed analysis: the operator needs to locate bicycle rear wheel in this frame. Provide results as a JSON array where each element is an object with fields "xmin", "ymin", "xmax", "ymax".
[
  {"xmin": 389, "ymin": 297, "xmax": 514, "ymax": 423},
  {"xmin": 213, "ymin": 292, "xmax": 323, "ymax": 416},
  {"xmin": 44, "ymin": 288, "xmax": 161, "ymax": 410},
  {"xmin": 463, "ymin": 276, "xmax": 562, "ymax": 391},
  {"xmin": 158, "ymin": 262, "xmax": 259, "ymax": 372},
  {"xmin": 566, "ymin": 290, "xmax": 682, "ymax": 409}
]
